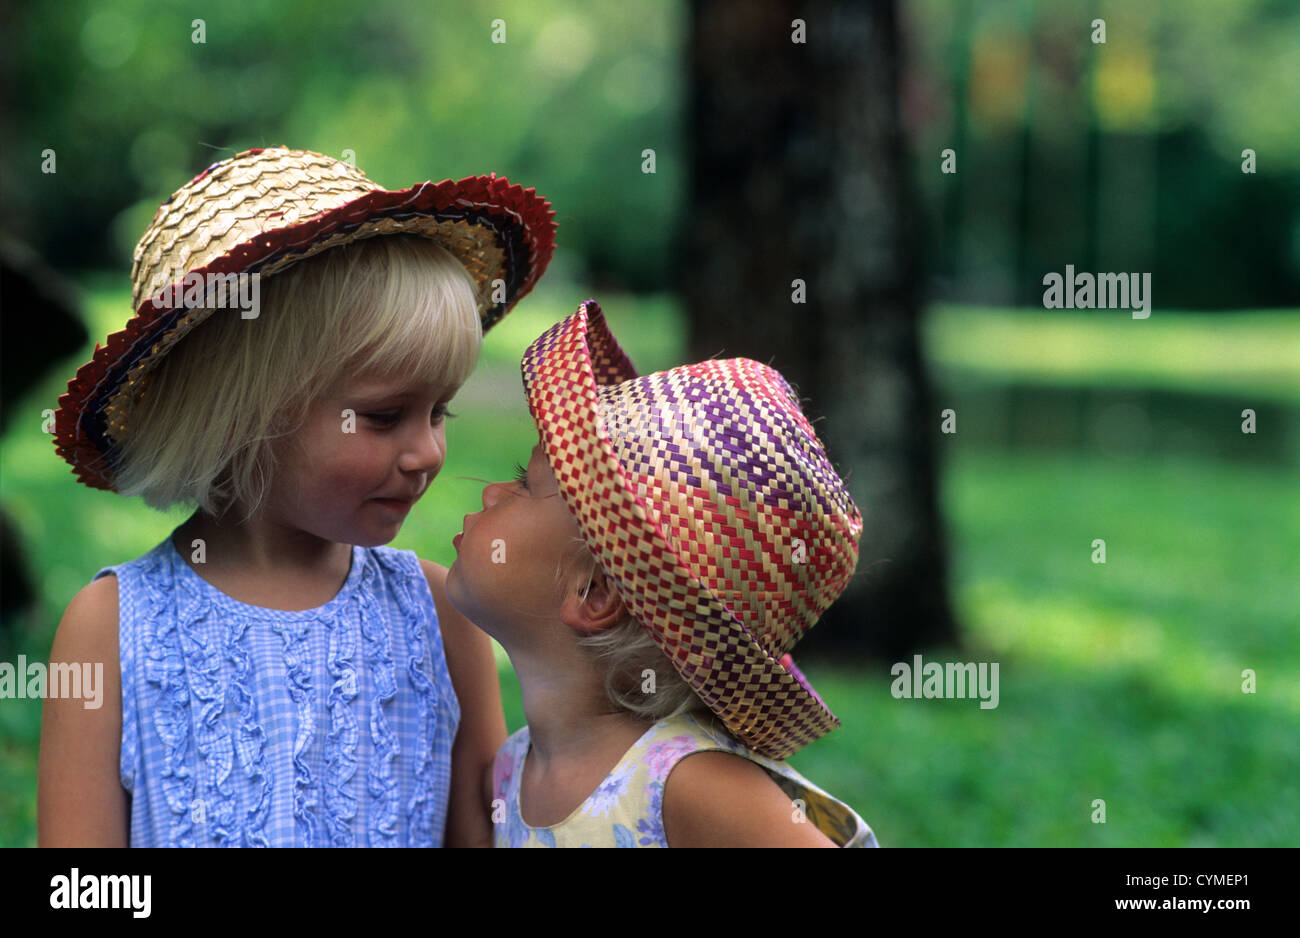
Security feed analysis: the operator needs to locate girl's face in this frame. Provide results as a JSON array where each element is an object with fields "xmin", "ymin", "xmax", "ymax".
[
  {"xmin": 270, "ymin": 374, "xmax": 456, "ymax": 547},
  {"xmin": 445, "ymin": 438, "xmax": 586, "ymax": 640}
]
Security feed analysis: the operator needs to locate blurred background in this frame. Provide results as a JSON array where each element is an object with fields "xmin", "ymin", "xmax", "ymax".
[{"xmin": 2, "ymin": 0, "xmax": 1297, "ymax": 847}]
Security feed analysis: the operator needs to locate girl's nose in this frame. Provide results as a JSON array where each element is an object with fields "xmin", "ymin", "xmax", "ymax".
[
  {"xmin": 481, "ymin": 480, "xmax": 510, "ymax": 508},
  {"xmin": 399, "ymin": 421, "xmax": 445, "ymax": 476}
]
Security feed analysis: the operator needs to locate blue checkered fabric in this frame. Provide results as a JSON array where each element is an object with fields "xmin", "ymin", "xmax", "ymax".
[{"xmin": 96, "ymin": 532, "xmax": 460, "ymax": 847}]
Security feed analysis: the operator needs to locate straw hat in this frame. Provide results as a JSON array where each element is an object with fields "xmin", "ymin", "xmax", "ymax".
[
  {"xmin": 53, "ymin": 146, "xmax": 556, "ymax": 491},
  {"xmin": 523, "ymin": 300, "xmax": 863, "ymax": 759}
]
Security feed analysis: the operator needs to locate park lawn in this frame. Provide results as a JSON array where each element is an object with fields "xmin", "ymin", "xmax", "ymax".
[
  {"xmin": 1, "ymin": 283, "xmax": 1296, "ymax": 845},
  {"xmin": 925, "ymin": 304, "xmax": 1300, "ymax": 406}
]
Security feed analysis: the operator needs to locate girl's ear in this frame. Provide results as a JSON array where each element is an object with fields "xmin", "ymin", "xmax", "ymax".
[{"xmin": 559, "ymin": 565, "xmax": 626, "ymax": 635}]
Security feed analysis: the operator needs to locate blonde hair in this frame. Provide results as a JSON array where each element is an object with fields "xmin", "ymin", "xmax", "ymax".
[
  {"xmin": 561, "ymin": 540, "xmax": 711, "ymax": 723},
  {"xmin": 110, "ymin": 235, "xmax": 482, "ymax": 520}
]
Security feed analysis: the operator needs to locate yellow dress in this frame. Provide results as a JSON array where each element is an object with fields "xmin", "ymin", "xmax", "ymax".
[{"xmin": 490, "ymin": 711, "xmax": 878, "ymax": 847}]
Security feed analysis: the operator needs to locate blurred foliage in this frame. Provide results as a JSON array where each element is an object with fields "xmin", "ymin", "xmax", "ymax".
[
  {"xmin": 5, "ymin": 0, "xmax": 683, "ymax": 290},
  {"xmin": 7, "ymin": 0, "xmax": 1299, "ymax": 307},
  {"xmin": 904, "ymin": 0, "xmax": 1300, "ymax": 307}
]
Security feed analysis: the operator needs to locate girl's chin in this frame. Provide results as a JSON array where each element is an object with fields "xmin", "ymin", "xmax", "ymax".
[
  {"xmin": 348, "ymin": 525, "xmax": 401, "ymax": 549},
  {"xmin": 443, "ymin": 573, "xmax": 504, "ymax": 640},
  {"xmin": 443, "ymin": 563, "xmax": 470, "ymax": 611}
]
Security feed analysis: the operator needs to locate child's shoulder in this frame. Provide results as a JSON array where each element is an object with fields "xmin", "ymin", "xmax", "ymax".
[
  {"xmin": 658, "ymin": 716, "xmax": 837, "ymax": 848},
  {"xmin": 416, "ymin": 556, "xmax": 447, "ymax": 588},
  {"xmin": 70, "ymin": 569, "xmax": 118, "ymax": 607},
  {"xmin": 52, "ymin": 572, "xmax": 120, "ymax": 669}
]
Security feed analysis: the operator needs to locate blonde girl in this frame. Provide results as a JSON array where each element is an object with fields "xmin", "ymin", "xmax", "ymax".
[{"xmin": 39, "ymin": 147, "xmax": 556, "ymax": 847}]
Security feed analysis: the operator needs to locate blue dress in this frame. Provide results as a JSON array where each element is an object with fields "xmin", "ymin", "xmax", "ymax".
[{"xmin": 96, "ymin": 531, "xmax": 460, "ymax": 847}]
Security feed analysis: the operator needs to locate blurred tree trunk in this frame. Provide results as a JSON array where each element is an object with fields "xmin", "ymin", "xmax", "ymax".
[
  {"xmin": 943, "ymin": 0, "xmax": 973, "ymax": 291},
  {"xmin": 681, "ymin": 0, "xmax": 958, "ymax": 660}
]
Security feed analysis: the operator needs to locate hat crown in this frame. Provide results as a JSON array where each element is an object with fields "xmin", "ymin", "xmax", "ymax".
[
  {"xmin": 595, "ymin": 359, "xmax": 862, "ymax": 658},
  {"xmin": 131, "ymin": 147, "xmax": 377, "ymax": 311}
]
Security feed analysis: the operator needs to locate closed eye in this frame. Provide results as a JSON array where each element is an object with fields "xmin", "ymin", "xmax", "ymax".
[
  {"xmin": 512, "ymin": 461, "xmax": 530, "ymax": 490},
  {"xmin": 363, "ymin": 404, "xmax": 455, "ymax": 426}
]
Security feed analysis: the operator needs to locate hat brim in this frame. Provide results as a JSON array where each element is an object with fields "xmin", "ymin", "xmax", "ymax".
[{"xmin": 521, "ymin": 300, "xmax": 841, "ymax": 760}]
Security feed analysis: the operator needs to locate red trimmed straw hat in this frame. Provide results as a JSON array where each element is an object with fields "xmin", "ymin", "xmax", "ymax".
[
  {"xmin": 53, "ymin": 146, "xmax": 556, "ymax": 492},
  {"xmin": 522, "ymin": 300, "xmax": 863, "ymax": 760}
]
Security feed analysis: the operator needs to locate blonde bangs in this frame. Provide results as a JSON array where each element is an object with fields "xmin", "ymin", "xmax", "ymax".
[{"xmin": 325, "ymin": 236, "xmax": 482, "ymax": 392}]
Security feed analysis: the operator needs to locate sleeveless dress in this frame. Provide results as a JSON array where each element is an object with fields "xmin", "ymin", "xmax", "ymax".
[
  {"xmin": 491, "ymin": 711, "xmax": 878, "ymax": 847},
  {"xmin": 97, "ymin": 531, "xmax": 460, "ymax": 847}
]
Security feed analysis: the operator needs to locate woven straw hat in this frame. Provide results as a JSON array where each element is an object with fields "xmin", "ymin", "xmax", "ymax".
[
  {"xmin": 523, "ymin": 300, "xmax": 863, "ymax": 759},
  {"xmin": 53, "ymin": 146, "xmax": 556, "ymax": 491}
]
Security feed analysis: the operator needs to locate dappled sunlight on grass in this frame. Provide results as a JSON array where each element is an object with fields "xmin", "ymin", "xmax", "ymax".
[
  {"xmin": 925, "ymin": 305, "xmax": 1300, "ymax": 403},
  {"xmin": 958, "ymin": 580, "xmax": 1297, "ymax": 713},
  {"xmin": 787, "ymin": 654, "xmax": 1297, "ymax": 846},
  {"xmin": 966, "ymin": 578, "xmax": 1166, "ymax": 667}
]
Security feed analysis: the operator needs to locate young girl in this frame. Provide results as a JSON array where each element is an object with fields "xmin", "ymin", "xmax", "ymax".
[
  {"xmin": 447, "ymin": 300, "xmax": 879, "ymax": 847},
  {"xmin": 38, "ymin": 146, "xmax": 556, "ymax": 847}
]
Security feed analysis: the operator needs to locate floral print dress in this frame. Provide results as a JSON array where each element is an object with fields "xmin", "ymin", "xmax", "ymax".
[{"xmin": 490, "ymin": 711, "xmax": 878, "ymax": 847}]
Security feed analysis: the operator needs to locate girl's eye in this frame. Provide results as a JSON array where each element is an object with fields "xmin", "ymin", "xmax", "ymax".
[
  {"xmin": 512, "ymin": 461, "xmax": 530, "ymax": 491},
  {"xmin": 363, "ymin": 405, "xmax": 455, "ymax": 426}
]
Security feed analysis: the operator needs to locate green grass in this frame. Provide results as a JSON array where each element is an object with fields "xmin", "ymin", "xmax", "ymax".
[
  {"xmin": 2, "ymin": 283, "xmax": 1297, "ymax": 845},
  {"xmin": 925, "ymin": 304, "xmax": 1300, "ymax": 405}
]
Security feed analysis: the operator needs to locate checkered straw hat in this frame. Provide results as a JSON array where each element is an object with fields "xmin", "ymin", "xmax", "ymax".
[
  {"xmin": 523, "ymin": 300, "xmax": 863, "ymax": 760},
  {"xmin": 53, "ymin": 145, "xmax": 556, "ymax": 492}
]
